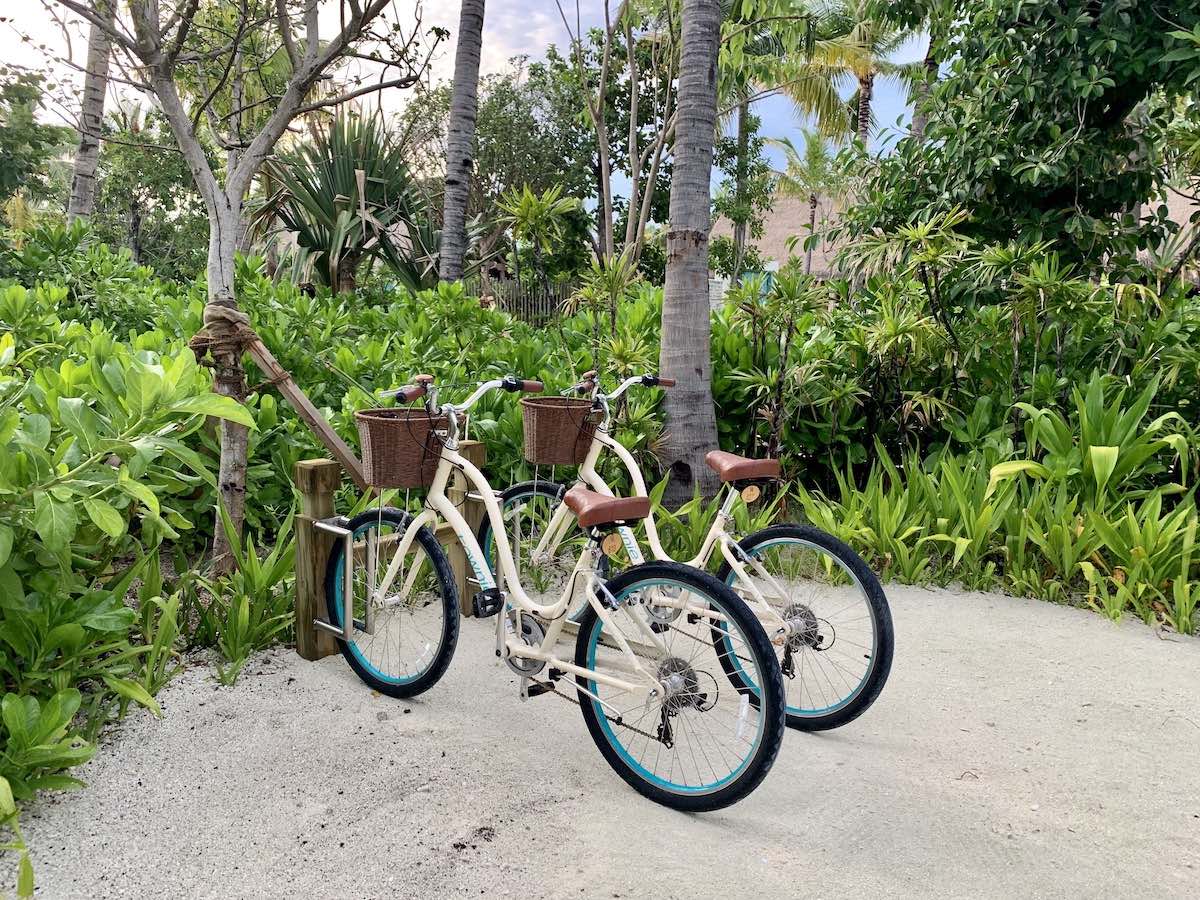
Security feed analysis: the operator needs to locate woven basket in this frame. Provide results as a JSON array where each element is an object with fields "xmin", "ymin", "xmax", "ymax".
[
  {"xmin": 355, "ymin": 408, "xmax": 448, "ymax": 488},
  {"xmin": 521, "ymin": 396, "xmax": 601, "ymax": 466}
]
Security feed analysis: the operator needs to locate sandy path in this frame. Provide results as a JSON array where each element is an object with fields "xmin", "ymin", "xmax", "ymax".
[{"xmin": 12, "ymin": 585, "xmax": 1200, "ymax": 899}]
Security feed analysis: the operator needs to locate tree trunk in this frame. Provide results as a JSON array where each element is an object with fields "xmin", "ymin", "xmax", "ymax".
[
  {"xmin": 67, "ymin": 0, "xmax": 113, "ymax": 222},
  {"xmin": 438, "ymin": 0, "xmax": 486, "ymax": 282},
  {"xmin": 205, "ymin": 195, "xmax": 251, "ymax": 573},
  {"xmin": 857, "ymin": 72, "xmax": 874, "ymax": 145},
  {"xmin": 337, "ymin": 254, "xmax": 361, "ymax": 295},
  {"xmin": 731, "ymin": 96, "xmax": 750, "ymax": 281},
  {"xmin": 805, "ymin": 193, "xmax": 817, "ymax": 274},
  {"xmin": 658, "ymin": 0, "xmax": 721, "ymax": 503},
  {"xmin": 910, "ymin": 43, "xmax": 938, "ymax": 143},
  {"xmin": 128, "ymin": 196, "xmax": 142, "ymax": 264}
]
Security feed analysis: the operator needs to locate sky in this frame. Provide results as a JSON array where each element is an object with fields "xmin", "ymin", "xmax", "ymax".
[{"xmin": 1, "ymin": 1, "xmax": 924, "ymax": 178}]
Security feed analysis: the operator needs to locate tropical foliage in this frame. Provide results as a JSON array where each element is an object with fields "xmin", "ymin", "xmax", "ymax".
[
  {"xmin": 837, "ymin": 0, "xmax": 1200, "ymax": 267},
  {"xmin": 255, "ymin": 114, "xmax": 431, "ymax": 293}
]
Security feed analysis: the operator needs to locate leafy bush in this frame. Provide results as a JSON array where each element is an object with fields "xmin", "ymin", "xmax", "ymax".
[
  {"xmin": 793, "ymin": 374, "xmax": 1199, "ymax": 631},
  {"xmin": 0, "ymin": 277, "xmax": 256, "ymax": 884}
]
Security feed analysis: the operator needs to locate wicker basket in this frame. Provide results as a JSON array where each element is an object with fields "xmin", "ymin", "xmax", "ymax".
[
  {"xmin": 521, "ymin": 396, "xmax": 601, "ymax": 466},
  {"xmin": 355, "ymin": 408, "xmax": 448, "ymax": 488}
]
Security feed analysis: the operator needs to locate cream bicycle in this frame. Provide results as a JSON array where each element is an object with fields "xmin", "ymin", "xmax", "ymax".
[
  {"xmin": 321, "ymin": 374, "xmax": 786, "ymax": 811},
  {"xmin": 479, "ymin": 373, "xmax": 894, "ymax": 732}
]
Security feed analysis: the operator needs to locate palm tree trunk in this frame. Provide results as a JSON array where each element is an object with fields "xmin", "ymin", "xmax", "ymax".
[
  {"xmin": 805, "ymin": 193, "xmax": 817, "ymax": 274},
  {"xmin": 857, "ymin": 72, "xmax": 874, "ymax": 144},
  {"xmin": 731, "ymin": 96, "xmax": 750, "ymax": 280},
  {"xmin": 337, "ymin": 254, "xmax": 361, "ymax": 295},
  {"xmin": 658, "ymin": 0, "xmax": 722, "ymax": 503},
  {"xmin": 438, "ymin": 0, "xmax": 486, "ymax": 282},
  {"xmin": 910, "ymin": 44, "xmax": 938, "ymax": 142},
  {"xmin": 67, "ymin": 0, "xmax": 113, "ymax": 222}
]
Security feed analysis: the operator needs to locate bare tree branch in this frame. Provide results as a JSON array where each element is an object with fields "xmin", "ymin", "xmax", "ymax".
[
  {"xmin": 44, "ymin": 0, "xmax": 137, "ymax": 53},
  {"xmin": 275, "ymin": 0, "xmax": 300, "ymax": 68},
  {"xmin": 164, "ymin": 0, "xmax": 201, "ymax": 65},
  {"xmin": 295, "ymin": 73, "xmax": 419, "ymax": 114}
]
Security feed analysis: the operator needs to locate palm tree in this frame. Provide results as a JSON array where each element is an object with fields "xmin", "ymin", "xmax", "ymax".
[
  {"xmin": 822, "ymin": 0, "xmax": 921, "ymax": 144},
  {"xmin": 659, "ymin": 0, "xmax": 723, "ymax": 502},
  {"xmin": 68, "ymin": 0, "xmax": 115, "ymax": 222},
  {"xmin": 253, "ymin": 114, "xmax": 427, "ymax": 294},
  {"xmin": 438, "ymin": 0, "xmax": 486, "ymax": 282},
  {"xmin": 496, "ymin": 183, "xmax": 580, "ymax": 291},
  {"xmin": 719, "ymin": 1, "xmax": 860, "ymax": 277},
  {"xmin": 770, "ymin": 131, "xmax": 847, "ymax": 273}
]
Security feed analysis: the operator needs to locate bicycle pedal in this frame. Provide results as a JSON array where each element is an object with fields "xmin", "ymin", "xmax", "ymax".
[
  {"xmin": 472, "ymin": 588, "xmax": 503, "ymax": 618},
  {"xmin": 524, "ymin": 680, "xmax": 555, "ymax": 699}
]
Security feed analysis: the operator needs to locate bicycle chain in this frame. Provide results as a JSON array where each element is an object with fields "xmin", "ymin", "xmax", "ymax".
[{"xmin": 543, "ymin": 682, "xmax": 665, "ymax": 744}]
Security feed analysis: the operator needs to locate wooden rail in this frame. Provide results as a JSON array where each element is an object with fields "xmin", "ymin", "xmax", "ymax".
[{"xmin": 292, "ymin": 442, "xmax": 488, "ymax": 661}]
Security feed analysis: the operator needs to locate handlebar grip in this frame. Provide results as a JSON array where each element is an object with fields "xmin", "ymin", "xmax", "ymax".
[
  {"xmin": 396, "ymin": 384, "xmax": 427, "ymax": 402},
  {"xmin": 521, "ymin": 380, "xmax": 545, "ymax": 394},
  {"xmin": 657, "ymin": 377, "xmax": 676, "ymax": 387}
]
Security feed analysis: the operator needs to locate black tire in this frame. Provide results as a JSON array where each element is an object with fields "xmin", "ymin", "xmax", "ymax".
[
  {"xmin": 476, "ymin": 480, "xmax": 607, "ymax": 619},
  {"xmin": 474, "ymin": 480, "xmax": 567, "ymax": 562},
  {"xmin": 573, "ymin": 561, "xmax": 786, "ymax": 812},
  {"xmin": 324, "ymin": 508, "xmax": 459, "ymax": 698},
  {"xmin": 715, "ymin": 524, "xmax": 893, "ymax": 732}
]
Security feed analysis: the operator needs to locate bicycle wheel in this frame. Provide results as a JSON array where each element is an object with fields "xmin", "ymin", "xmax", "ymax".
[
  {"xmin": 573, "ymin": 561, "xmax": 785, "ymax": 812},
  {"xmin": 714, "ymin": 524, "xmax": 893, "ymax": 731},
  {"xmin": 476, "ymin": 480, "xmax": 605, "ymax": 621},
  {"xmin": 324, "ymin": 508, "xmax": 459, "ymax": 698}
]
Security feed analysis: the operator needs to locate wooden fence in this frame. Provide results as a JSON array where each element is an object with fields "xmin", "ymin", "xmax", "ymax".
[{"xmin": 464, "ymin": 279, "xmax": 574, "ymax": 324}]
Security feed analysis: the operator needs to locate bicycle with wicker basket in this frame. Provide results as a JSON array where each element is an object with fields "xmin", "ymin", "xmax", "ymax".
[
  {"xmin": 321, "ymin": 373, "xmax": 786, "ymax": 812},
  {"xmin": 478, "ymin": 372, "xmax": 895, "ymax": 733}
]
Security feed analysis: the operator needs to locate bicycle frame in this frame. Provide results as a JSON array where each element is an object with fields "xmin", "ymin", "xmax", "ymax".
[
  {"xmin": 354, "ymin": 414, "xmax": 708, "ymax": 710},
  {"xmin": 529, "ymin": 419, "xmax": 794, "ymax": 637}
]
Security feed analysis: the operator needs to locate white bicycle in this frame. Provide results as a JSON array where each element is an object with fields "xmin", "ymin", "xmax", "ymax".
[
  {"xmin": 479, "ymin": 372, "xmax": 894, "ymax": 732},
  {"xmin": 322, "ymin": 374, "xmax": 786, "ymax": 811}
]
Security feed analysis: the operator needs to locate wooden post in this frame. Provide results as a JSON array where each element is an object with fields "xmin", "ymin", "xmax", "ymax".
[
  {"xmin": 246, "ymin": 337, "xmax": 367, "ymax": 490},
  {"xmin": 295, "ymin": 459, "xmax": 342, "ymax": 660},
  {"xmin": 444, "ymin": 440, "xmax": 488, "ymax": 615}
]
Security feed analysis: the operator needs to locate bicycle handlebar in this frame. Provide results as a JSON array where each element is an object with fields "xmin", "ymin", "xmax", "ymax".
[
  {"xmin": 566, "ymin": 372, "xmax": 674, "ymax": 400},
  {"xmin": 606, "ymin": 373, "xmax": 675, "ymax": 402},
  {"xmin": 380, "ymin": 384, "xmax": 427, "ymax": 402}
]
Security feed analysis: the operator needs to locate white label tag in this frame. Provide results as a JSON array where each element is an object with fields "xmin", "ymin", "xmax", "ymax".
[{"xmin": 735, "ymin": 694, "xmax": 750, "ymax": 741}]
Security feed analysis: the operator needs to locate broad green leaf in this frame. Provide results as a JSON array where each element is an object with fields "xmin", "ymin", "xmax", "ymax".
[
  {"xmin": 0, "ymin": 565, "xmax": 25, "ymax": 609},
  {"xmin": 58, "ymin": 397, "xmax": 100, "ymax": 452},
  {"xmin": 0, "ymin": 408, "xmax": 19, "ymax": 445},
  {"xmin": 84, "ymin": 497, "xmax": 126, "ymax": 539},
  {"xmin": 44, "ymin": 624, "xmax": 86, "ymax": 657},
  {"xmin": 0, "ymin": 775, "xmax": 14, "ymax": 817},
  {"xmin": 1088, "ymin": 446, "xmax": 1119, "ymax": 498},
  {"xmin": 18, "ymin": 852, "xmax": 32, "ymax": 898},
  {"xmin": 1, "ymin": 695, "xmax": 28, "ymax": 741},
  {"xmin": 0, "ymin": 524, "xmax": 11, "ymax": 568},
  {"xmin": 102, "ymin": 675, "xmax": 162, "ymax": 716},
  {"xmin": 33, "ymin": 491, "xmax": 79, "ymax": 552},
  {"xmin": 168, "ymin": 393, "xmax": 257, "ymax": 429},
  {"xmin": 17, "ymin": 414, "xmax": 49, "ymax": 450},
  {"xmin": 118, "ymin": 473, "xmax": 160, "ymax": 516},
  {"xmin": 985, "ymin": 460, "xmax": 1050, "ymax": 498}
]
